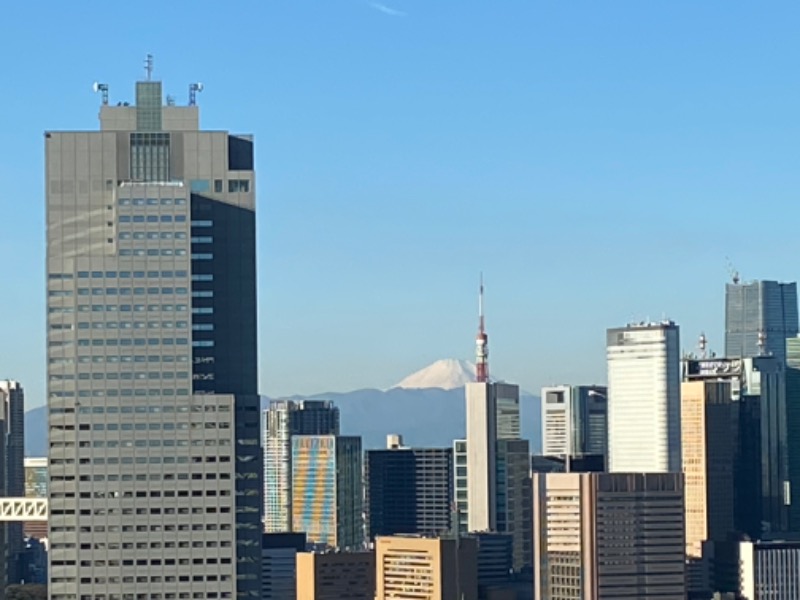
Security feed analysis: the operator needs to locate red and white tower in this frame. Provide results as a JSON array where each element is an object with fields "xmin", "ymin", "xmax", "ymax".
[{"xmin": 475, "ymin": 275, "xmax": 489, "ymax": 383}]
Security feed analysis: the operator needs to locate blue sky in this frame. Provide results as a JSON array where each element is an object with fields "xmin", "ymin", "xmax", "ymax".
[{"xmin": 2, "ymin": 1, "xmax": 800, "ymax": 407}]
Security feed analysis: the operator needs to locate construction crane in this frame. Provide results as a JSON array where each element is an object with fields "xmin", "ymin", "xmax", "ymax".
[{"xmin": 726, "ymin": 257, "xmax": 740, "ymax": 285}]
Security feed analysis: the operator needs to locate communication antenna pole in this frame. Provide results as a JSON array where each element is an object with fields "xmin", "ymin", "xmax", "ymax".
[
  {"xmin": 145, "ymin": 54, "xmax": 154, "ymax": 80},
  {"xmin": 475, "ymin": 274, "xmax": 489, "ymax": 383},
  {"xmin": 189, "ymin": 82, "xmax": 204, "ymax": 106}
]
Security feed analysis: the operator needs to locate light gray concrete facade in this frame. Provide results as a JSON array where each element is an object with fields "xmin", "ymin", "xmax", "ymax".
[{"xmin": 46, "ymin": 78, "xmax": 260, "ymax": 600}]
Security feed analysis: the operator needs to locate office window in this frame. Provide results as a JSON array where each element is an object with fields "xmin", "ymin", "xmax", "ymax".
[
  {"xmin": 228, "ymin": 179, "xmax": 250, "ymax": 193},
  {"xmin": 130, "ymin": 133, "xmax": 170, "ymax": 182}
]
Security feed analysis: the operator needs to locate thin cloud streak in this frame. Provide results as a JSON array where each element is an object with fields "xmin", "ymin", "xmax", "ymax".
[{"xmin": 369, "ymin": 2, "xmax": 407, "ymax": 17}]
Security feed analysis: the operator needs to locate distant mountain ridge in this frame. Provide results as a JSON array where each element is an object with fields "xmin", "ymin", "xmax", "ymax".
[
  {"xmin": 260, "ymin": 387, "xmax": 541, "ymax": 452},
  {"xmin": 24, "ymin": 360, "xmax": 542, "ymax": 456}
]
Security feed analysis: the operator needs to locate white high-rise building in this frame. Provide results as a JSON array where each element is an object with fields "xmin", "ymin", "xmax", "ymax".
[
  {"xmin": 541, "ymin": 385, "xmax": 608, "ymax": 460},
  {"xmin": 607, "ymin": 321, "xmax": 681, "ymax": 472},
  {"xmin": 541, "ymin": 385, "xmax": 571, "ymax": 456}
]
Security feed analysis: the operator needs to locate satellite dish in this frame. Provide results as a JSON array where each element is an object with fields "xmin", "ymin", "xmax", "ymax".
[
  {"xmin": 92, "ymin": 82, "xmax": 99, "ymax": 93},
  {"xmin": 197, "ymin": 83, "xmax": 204, "ymax": 92}
]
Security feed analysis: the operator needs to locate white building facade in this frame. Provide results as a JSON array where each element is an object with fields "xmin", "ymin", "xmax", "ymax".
[{"xmin": 607, "ymin": 321, "xmax": 681, "ymax": 473}]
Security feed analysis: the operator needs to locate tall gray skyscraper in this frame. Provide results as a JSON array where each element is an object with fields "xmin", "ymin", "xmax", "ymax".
[
  {"xmin": 46, "ymin": 73, "xmax": 261, "ymax": 599},
  {"xmin": 725, "ymin": 280, "xmax": 798, "ymax": 364},
  {"xmin": 0, "ymin": 381, "xmax": 24, "ymax": 588},
  {"xmin": 262, "ymin": 400, "xmax": 339, "ymax": 532}
]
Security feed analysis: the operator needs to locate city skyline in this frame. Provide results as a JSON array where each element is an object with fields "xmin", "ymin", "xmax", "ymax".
[{"xmin": 5, "ymin": 2, "xmax": 800, "ymax": 406}]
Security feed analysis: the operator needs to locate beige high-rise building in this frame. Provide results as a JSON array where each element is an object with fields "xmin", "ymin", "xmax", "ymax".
[
  {"xmin": 465, "ymin": 381, "xmax": 520, "ymax": 532},
  {"xmin": 681, "ymin": 379, "xmax": 737, "ymax": 559},
  {"xmin": 461, "ymin": 381, "xmax": 531, "ymax": 571},
  {"xmin": 375, "ymin": 536, "xmax": 478, "ymax": 600},
  {"xmin": 296, "ymin": 551, "xmax": 375, "ymax": 600},
  {"xmin": 532, "ymin": 472, "xmax": 686, "ymax": 600}
]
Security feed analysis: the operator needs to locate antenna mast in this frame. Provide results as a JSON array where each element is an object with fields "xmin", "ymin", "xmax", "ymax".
[
  {"xmin": 144, "ymin": 54, "xmax": 154, "ymax": 80},
  {"xmin": 475, "ymin": 274, "xmax": 489, "ymax": 383}
]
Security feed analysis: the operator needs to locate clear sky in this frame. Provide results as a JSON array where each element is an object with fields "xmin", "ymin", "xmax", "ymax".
[{"xmin": 2, "ymin": 1, "xmax": 800, "ymax": 407}]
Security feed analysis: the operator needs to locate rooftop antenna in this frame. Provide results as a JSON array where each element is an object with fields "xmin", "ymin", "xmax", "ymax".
[
  {"xmin": 92, "ymin": 82, "xmax": 109, "ymax": 105},
  {"xmin": 699, "ymin": 332, "xmax": 708, "ymax": 359},
  {"xmin": 475, "ymin": 274, "xmax": 489, "ymax": 383},
  {"xmin": 144, "ymin": 54, "xmax": 154, "ymax": 81},
  {"xmin": 189, "ymin": 82, "xmax": 204, "ymax": 106},
  {"xmin": 166, "ymin": 94, "xmax": 175, "ymax": 106},
  {"xmin": 726, "ymin": 256, "xmax": 740, "ymax": 285}
]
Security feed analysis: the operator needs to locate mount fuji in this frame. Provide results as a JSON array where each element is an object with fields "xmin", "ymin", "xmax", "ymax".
[
  {"xmin": 23, "ymin": 360, "xmax": 542, "ymax": 455},
  {"xmin": 392, "ymin": 358, "xmax": 478, "ymax": 390}
]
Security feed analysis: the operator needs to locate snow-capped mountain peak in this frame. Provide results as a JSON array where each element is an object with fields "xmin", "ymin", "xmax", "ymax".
[{"xmin": 392, "ymin": 359, "xmax": 477, "ymax": 390}]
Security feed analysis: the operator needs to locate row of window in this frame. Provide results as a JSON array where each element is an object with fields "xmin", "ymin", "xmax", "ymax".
[
  {"xmin": 190, "ymin": 178, "xmax": 250, "ymax": 194},
  {"xmin": 49, "ymin": 355, "xmax": 190, "ymax": 365},
  {"xmin": 75, "ymin": 270, "xmax": 192, "ymax": 279},
  {"xmin": 51, "ymin": 372, "xmax": 189, "ymax": 381},
  {"xmin": 52, "ymin": 303, "xmax": 191, "ymax": 313},
  {"xmin": 119, "ymin": 249, "xmax": 188, "ymax": 257},
  {"xmin": 50, "ymin": 489, "xmax": 232, "ymax": 501},
  {"xmin": 72, "ymin": 321, "xmax": 191, "ymax": 330},
  {"xmin": 119, "ymin": 215, "xmax": 186, "ymax": 223},
  {"xmin": 119, "ymin": 231, "xmax": 187, "ymax": 240},
  {"xmin": 51, "ymin": 439, "xmax": 230, "ymax": 449},
  {"xmin": 52, "ymin": 473, "xmax": 233, "ymax": 483},
  {"xmin": 50, "ymin": 389, "xmax": 191, "ymax": 398},
  {"xmin": 63, "ymin": 555, "xmax": 232, "ymax": 566},
  {"xmin": 62, "ymin": 340, "xmax": 214, "ymax": 349},
  {"xmin": 77, "ymin": 287, "xmax": 190, "ymax": 295},
  {"xmin": 97, "ymin": 422, "xmax": 228, "ymax": 431},
  {"xmin": 53, "ymin": 421, "xmax": 229, "ymax": 431},
  {"xmin": 75, "ymin": 338, "xmax": 191, "ymax": 346},
  {"xmin": 52, "ymin": 589, "xmax": 233, "ymax": 600},
  {"xmin": 51, "ymin": 455, "xmax": 230, "ymax": 465},
  {"xmin": 52, "ymin": 404, "xmax": 228, "ymax": 415},
  {"xmin": 118, "ymin": 197, "xmax": 187, "ymax": 206},
  {"xmin": 53, "ymin": 574, "xmax": 233, "ymax": 586},
  {"xmin": 69, "ymin": 289, "xmax": 212, "ymax": 299}
]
